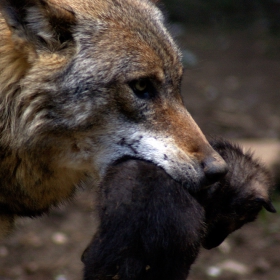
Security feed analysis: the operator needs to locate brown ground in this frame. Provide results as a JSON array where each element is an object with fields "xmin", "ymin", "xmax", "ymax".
[{"xmin": 0, "ymin": 29, "xmax": 280, "ymax": 280}]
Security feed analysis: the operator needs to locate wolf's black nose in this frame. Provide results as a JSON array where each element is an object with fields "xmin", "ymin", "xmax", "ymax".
[{"xmin": 202, "ymin": 156, "xmax": 228, "ymax": 186}]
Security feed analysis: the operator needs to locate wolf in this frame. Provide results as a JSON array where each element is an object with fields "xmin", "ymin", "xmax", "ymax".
[
  {"xmin": 0, "ymin": 0, "xmax": 228, "ymax": 237},
  {"xmin": 82, "ymin": 139, "xmax": 275, "ymax": 280}
]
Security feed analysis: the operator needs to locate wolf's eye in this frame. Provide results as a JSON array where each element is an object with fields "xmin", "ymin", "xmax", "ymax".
[
  {"xmin": 129, "ymin": 79, "xmax": 154, "ymax": 99},
  {"xmin": 135, "ymin": 79, "xmax": 147, "ymax": 92}
]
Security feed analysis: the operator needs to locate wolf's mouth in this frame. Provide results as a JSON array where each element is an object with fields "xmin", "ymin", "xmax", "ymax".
[{"xmin": 109, "ymin": 154, "xmax": 226, "ymax": 194}]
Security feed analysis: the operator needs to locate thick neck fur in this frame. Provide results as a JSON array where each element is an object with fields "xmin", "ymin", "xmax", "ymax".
[
  {"xmin": 0, "ymin": 17, "xmax": 31, "ymax": 136},
  {"xmin": 0, "ymin": 18, "xmax": 31, "ymax": 91},
  {"xmin": 0, "ymin": 16, "xmax": 85, "ymax": 216}
]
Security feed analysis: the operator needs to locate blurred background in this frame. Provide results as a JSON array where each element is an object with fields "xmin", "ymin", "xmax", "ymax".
[{"xmin": 0, "ymin": 1, "xmax": 280, "ymax": 279}]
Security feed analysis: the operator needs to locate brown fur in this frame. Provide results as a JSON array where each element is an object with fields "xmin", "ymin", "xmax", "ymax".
[{"xmin": 0, "ymin": 0, "xmax": 228, "ymax": 237}]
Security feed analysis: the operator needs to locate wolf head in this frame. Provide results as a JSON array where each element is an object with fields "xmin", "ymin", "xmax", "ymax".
[{"xmin": 0, "ymin": 0, "xmax": 227, "ymax": 209}]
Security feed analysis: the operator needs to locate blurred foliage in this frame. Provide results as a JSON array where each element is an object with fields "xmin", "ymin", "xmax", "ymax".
[{"xmin": 162, "ymin": 0, "xmax": 280, "ymax": 34}]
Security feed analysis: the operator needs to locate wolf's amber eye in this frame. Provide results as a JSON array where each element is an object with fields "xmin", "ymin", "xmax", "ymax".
[
  {"xmin": 135, "ymin": 79, "xmax": 147, "ymax": 92},
  {"xmin": 129, "ymin": 79, "xmax": 154, "ymax": 99}
]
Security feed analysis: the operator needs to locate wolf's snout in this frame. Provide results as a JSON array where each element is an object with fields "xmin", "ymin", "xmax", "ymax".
[{"xmin": 202, "ymin": 155, "xmax": 228, "ymax": 186}]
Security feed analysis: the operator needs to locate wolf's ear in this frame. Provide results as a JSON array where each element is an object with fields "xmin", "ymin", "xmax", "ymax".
[
  {"xmin": 255, "ymin": 198, "xmax": 276, "ymax": 213},
  {"xmin": 0, "ymin": 0, "xmax": 76, "ymax": 51},
  {"xmin": 262, "ymin": 199, "xmax": 277, "ymax": 213}
]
